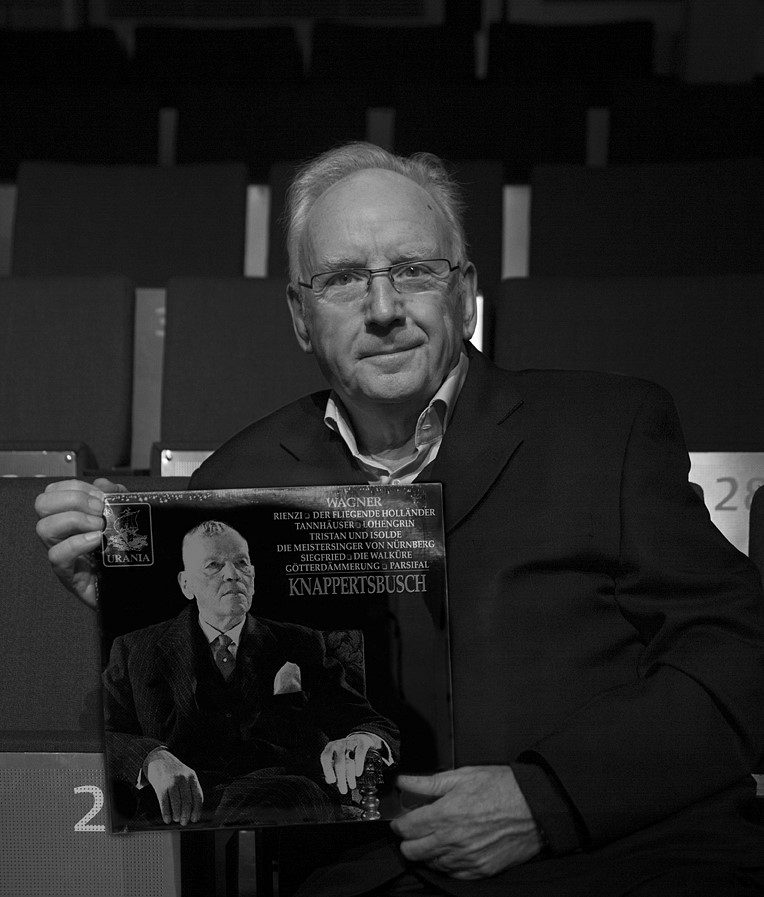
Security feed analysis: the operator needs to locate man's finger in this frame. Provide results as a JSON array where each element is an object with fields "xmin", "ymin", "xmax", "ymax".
[
  {"xmin": 157, "ymin": 789, "xmax": 172, "ymax": 825},
  {"xmin": 92, "ymin": 478, "xmax": 129, "ymax": 495},
  {"xmin": 45, "ymin": 528, "xmax": 103, "ymax": 562},
  {"xmin": 38, "ymin": 478, "xmax": 104, "ymax": 501},
  {"xmin": 35, "ymin": 501, "xmax": 105, "ymax": 541},
  {"xmin": 448, "ymin": 870, "xmax": 483, "ymax": 881},
  {"xmin": 35, "ymin": 482, "xmax": 103, "ymax": 522},
  {"xmin": 390, "ymin": 800, "xmax": 439, "ymax": 839},
  {"xmin": 320, "ymin": 743, "xmax": 338, "ymax": 785},
  {"xmin": 190, "ymin": 776, "xmax": 205, "ymax": 824},
  {"xmin": 398, "ymin": 832, "xmax": 442, "ymax": 863},
  {"xmin": 397, "ymin": 771, "xmax": 456, "ymax": 793},
  {"xmin": 352, "ymin": 739, "xmax": 370, "ymax": 780},
  {"xmin": 35, "ymin": 479, "xmax": 125, "ymax": 535},
  {"xmin": 169, "ymin": 782, "xmax": 183, "ymax": 823},
  {"xmin": 333, "ymin": 746, "xmax": 350, "ymax": 794},
  {"xmin": 177, "ymin": 777, "xmax": 194, "ymax": 825}
]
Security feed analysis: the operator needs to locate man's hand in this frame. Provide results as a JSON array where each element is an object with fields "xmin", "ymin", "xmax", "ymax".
[
  {"xmin": 143, "ymin": 748, "xmax": 204, "ymax": 826},
  {"xmin": 320, "ymin": 732, "xmax": 384, "ymax": 795},
  {"xmin": 390, "ymin": 766, "xmax": 543, "ymax": 880},
  {"xmin": 34, "ymin": 478, "xmax": 127, "ymax": 609}
]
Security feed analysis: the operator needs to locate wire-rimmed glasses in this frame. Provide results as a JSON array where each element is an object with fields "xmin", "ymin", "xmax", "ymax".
[{"xmin": 297, "ymin": 259, "xmax": 460, "ymax": 303}]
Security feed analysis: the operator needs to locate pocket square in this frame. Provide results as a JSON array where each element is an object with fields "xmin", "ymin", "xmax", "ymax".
[{"xmin": 273, "ymin": 661, "xmax": 302, "ymax": 695}]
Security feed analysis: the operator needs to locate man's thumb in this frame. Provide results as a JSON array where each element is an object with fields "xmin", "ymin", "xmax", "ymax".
[{"xmin": 396, "ymin": 771, "xmax": 457, "ymax": 799}]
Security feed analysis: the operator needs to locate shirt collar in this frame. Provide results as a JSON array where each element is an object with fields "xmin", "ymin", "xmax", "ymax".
[
  {"xmin": 324, "ymin": 351, "xmax": 469, "ymax": 481},
  {"xmin": 198, "ymin": 615, "xmax": 246, "ymax": 648}
]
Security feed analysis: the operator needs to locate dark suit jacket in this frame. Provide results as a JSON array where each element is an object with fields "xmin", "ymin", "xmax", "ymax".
[
  {"xmin": 103, "ymin": 605, "xmax": 399, "ymax": 788},
  {"xmin": 190, "ymin": 346, "xmax": 764, "ymax": 895}
]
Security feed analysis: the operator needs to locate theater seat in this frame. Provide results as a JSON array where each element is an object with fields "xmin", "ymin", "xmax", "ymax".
[
  {"xmin": 393, "ymin": 83, "xmax": 589, "ymax": 184},
  {"xmin": 309, "ymin": 22, "xmax": 475, "ymax": 105},
  {"xmin": 0, "ymin": 276, "xmax": 135, "ymax": 473},
  {"xmin": 608, "ymin": 80, "xmax": 763, "ymax": 164},
  {"xmin": 131, "ymin": 25, "xmax": 304, "ymax": 106},
  {"xmin": 0, "ymin": 85, "xmax": 160, "ymax": 180},
  {"xmin": 0, "ymin": 474, "xmax": 186, "ymax": 897},
  {"xmin": 528, "ymin": 158, "xmax": 764, "ymax": 277},
  {"xmin": 11, "ymin": 161, "xmax": 248, "ymax": 288},
  {"xmin": 486, "ymin": 20, "xmax": 655, "ymax": 90},
  {"xmin": 174, "ymin": 84, "xmax": 367, "ymax": 182},
  {"xmin": 747, "ymin": 486, "xmax": 764, "ymax": 792},
  {"xmin": 750, "ymin": 486, "xmax": 764, "ymax": 587},
  {"xmin": 488, "ymin": 274, "xmax": 764, "ymax": 452},
  {"xmin": 156, "ymin": 277, "xmax": 327, "ymax": 473}
]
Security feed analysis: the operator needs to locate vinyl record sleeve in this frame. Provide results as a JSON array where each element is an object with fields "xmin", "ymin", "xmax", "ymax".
[{"xmin": 98, "ymin": 484, "xmax": 451, "ymax": 833}]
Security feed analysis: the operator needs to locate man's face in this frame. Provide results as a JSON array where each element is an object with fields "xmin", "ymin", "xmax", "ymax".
[
  {"xmin": 287, "ymin": 168, "xmax": 477, "ymax": 421},
  {"xmin": 178, "ymin": 528, "xmax": 255, "ymax": 630}
]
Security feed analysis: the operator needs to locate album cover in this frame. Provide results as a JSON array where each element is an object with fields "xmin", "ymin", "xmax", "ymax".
[{"xmin": 97, "ymin": 484, "xmax": 451, "ymax": 833}]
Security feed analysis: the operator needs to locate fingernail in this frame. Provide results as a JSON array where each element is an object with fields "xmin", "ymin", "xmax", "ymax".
[
  {"xmin": 83, "ymin": 530, "xmax": 102, "ymax": 543},
  {"xmin": 88, "ymin": 496, "xmax": 103, "ymax": 513}
]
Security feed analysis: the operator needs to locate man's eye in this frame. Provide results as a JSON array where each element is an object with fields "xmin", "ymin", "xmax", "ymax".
[
  {"xmin": 399, "ymin": 264, "xmax": 429, "ymax": 278},
  {"xmin": 325, "ymin": 270, "xmax": 363, "ymax": 288}
]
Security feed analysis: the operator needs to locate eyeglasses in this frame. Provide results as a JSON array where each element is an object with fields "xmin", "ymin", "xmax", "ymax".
[{"xmin": 298, "ymin": 259, "xmax": 460, "ymax": 303}]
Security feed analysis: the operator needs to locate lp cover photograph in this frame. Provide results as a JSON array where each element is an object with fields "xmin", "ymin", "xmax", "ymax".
[{"xmin": 97, "ymin": 483, "xmax": 451, "ymax": 834}]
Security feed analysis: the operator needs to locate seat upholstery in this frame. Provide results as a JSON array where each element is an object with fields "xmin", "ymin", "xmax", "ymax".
[
  {"xmin": 488, "ymin": 274, "xmax": 764, "ymax": 452},
  {"xmin": 11, "ymin": 161, "xmax": 248, "ymax": 288},
  {"xmin": 161, "ymin": 276, "xmax": 327, "ymax": 447},
  {"xmin": 528, "ymin": 158, "xmax": 764, "ymax": 277},
  {"xmin": 0, "ymin": 475, "xmax": 187, "ymax": 752},
  {"xmin": 0, "ymin": 276, "xmax": 135, "ymax": 470}
]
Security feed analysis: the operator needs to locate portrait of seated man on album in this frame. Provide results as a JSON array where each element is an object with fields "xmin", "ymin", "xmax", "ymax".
[{"xmin": 101, "ymin": 518, "xmax": 399, "ymax": 832}]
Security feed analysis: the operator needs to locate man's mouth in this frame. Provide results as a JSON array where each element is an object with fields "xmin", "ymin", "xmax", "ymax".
[{"xmin": 361, "ymin": 343, "xmax": 420, "ymax": 359}]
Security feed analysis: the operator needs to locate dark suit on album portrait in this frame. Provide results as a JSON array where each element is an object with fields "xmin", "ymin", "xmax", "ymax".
[{"xmin": 102, "ymin": 521, "xmax": 399, "ymax": 830}]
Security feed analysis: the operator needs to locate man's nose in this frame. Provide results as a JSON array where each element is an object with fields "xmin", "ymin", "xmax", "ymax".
[
  {"xmin": 221, "ymin": 561, "xmax": 238, "ymax": 579},
  {"xmin": 364, "ymin": 272, "xmax": 404, "ymax": 326}
]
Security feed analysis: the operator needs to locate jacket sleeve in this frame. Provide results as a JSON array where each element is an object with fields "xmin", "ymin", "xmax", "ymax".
[
  {"xmin": 519, "ymin": 383, "xmax": 764, "ymax": 846},
  {"xmin": 102, "ymin": 635, "xmax": 166, "ymax": 786},
  {"xmin": 294, "ymin": 628, "xmax": 401, "ymax": 762}
]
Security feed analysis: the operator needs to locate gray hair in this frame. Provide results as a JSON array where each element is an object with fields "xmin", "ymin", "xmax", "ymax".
[
  {"xmin": 181, "ymin": 520, "xmax": 246, "ymax": 564},
  {"xmin": 284, "ymin": 142, "xmax": 468, "ymax": 283}
]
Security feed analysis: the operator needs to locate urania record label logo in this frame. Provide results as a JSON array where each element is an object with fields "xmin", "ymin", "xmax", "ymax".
[{"xmin": 101, "ymin": 502, "xmax": 154, "ymax": 567}]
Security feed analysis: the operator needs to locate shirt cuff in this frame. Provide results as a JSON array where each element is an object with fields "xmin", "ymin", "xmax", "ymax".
[
  {"xmin": 349, "ymin": 732, "xmax": 395, "ymax": 766},
  {"xmin": 511, "ymin": 759, "xmax": 587, "ymax": 856},
  {"xmin": 137, "ymin": 745, "xmax": 169, "ymax": 789}
]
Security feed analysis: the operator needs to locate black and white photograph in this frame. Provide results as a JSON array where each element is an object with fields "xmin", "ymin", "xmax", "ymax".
[
  {"xmin": 2, "ymin": 5, "xmax": 764, "ymax": 895},
  {"xmin": 97, "ymin": 484, "xmax": 450, "ymax": 834}
]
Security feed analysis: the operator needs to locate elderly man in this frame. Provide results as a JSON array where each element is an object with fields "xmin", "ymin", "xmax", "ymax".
[
  {"xmin": 37, "ymin": 143, "xmax": 764, "ymax": 895},
  {"xmin": 103, "ymin": 518, "xmax": 398, "ymax": 830}
]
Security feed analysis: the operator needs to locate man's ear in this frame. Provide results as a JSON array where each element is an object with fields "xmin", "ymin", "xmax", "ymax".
[
  {"xmin": 178, "ymin": 571, "xmax": 194, "ymax": 602},
  {"xmin": 459, "ymin": 262, "xmax": 479, "ymax": 341},
  {"xmin": 286, "ymin": 284, "xmax": 314, "ymax": 354}
]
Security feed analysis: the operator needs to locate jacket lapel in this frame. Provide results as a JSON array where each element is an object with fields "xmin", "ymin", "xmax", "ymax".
[
  {"xmin": 274, "ymin": 351, "xmax": 526, "ymax": 532},
  {"xmin": 157, "ymin": 611, "xmax": 277, "ymax": 734},
  {"xmin": 426, "ymin": 348, "xmax": 525, "ymax": 533},
  {"xmin": 156, "ymin": 604, "xmax": 200, "ymax": 720},
  {"xmin": 236, "ymin": 614, "xmax": 278, "ymax": 713},
  {"xmin": 278, "ymin": 392, "xmax": 369, "ymax": 486}
]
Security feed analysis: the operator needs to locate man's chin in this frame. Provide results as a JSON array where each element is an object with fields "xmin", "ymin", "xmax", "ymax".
[
  {"xmin": 221, "ymin": 596, "xmax": 252, "ymax": 616},
  {"xmin": 354, "ymin": 363, "xmax": 434, "ymax": 405}
]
